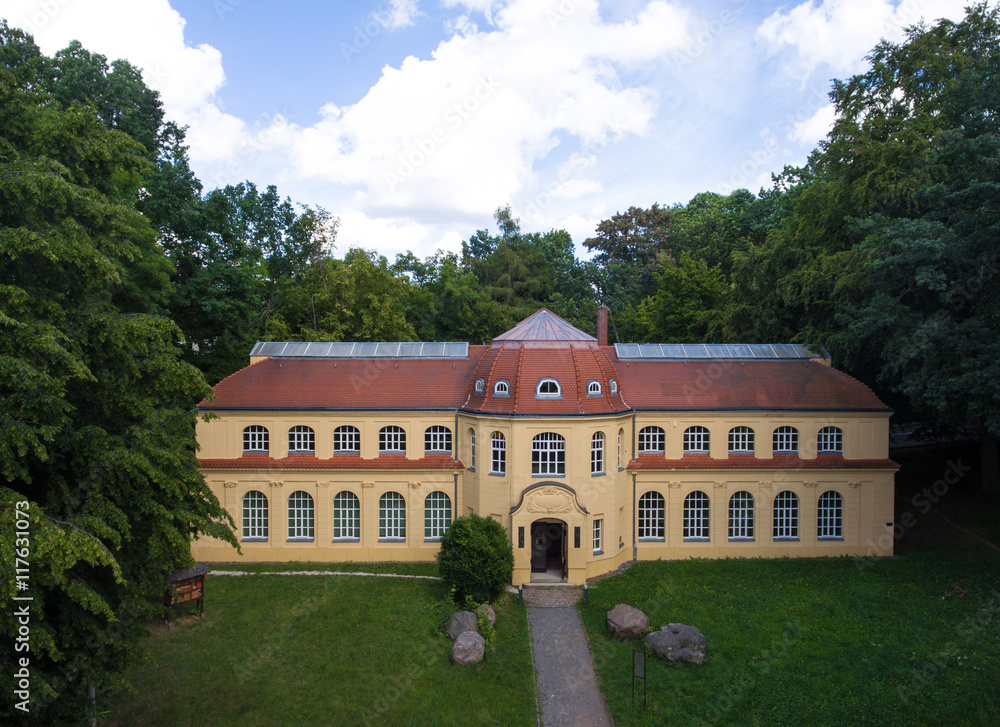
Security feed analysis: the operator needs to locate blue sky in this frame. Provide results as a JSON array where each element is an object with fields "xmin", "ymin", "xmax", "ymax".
[{"xmin": 2, "ymin": 0, "xmax": 976, "ymax": 259}]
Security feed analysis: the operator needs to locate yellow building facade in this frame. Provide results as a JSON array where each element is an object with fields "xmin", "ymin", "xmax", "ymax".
[{"xmin": 192, "ymin": 309, "xmax": 897, "ymax": 585}]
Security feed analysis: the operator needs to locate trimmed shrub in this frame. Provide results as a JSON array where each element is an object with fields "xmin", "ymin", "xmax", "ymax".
[{"xmin": 437, "ymin": 513, "xmax": 514, "ymax": 604}]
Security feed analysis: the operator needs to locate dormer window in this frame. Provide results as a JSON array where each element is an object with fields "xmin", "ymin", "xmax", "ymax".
[
  {"xmin": 609, "ymin": 379, "xmax": 618, "ymax": 396},
  {"xmin": 536, "ymin": 378, "xmax": 562, "ymax": 398},
  {"xmin": 494, "ymin": 380, "xmax": 510, "ymax": 397},
  {"xmin": 474, "ymin": 378, "xmax": 484, "ymax": 394},
  {"xmin": 587, "ymin": 380, "xmax": 602, "ymax": 397}
]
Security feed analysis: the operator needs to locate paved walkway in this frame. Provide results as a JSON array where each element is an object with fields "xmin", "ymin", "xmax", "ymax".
[{"xmin": 527, "ymin": 590, "xmax": 613, "ymax": 727}]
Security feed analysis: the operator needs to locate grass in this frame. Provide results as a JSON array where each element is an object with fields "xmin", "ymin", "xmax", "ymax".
[
  {"xmin": 580, "ymin": 445, "xmax": 1000, "ymax": 727},
  {"xmin": 105, "ymin": 565, "xmax": 536, "ymax": 726}
]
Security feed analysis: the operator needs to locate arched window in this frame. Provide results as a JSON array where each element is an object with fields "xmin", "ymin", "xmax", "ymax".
[
  {"xmin": 684, "ymin": 491, "xmax": 710, "ymax": 540},
  {"xmin": 379, "ymin": 491, "xmax": 406, "ymax": 540},
  {"xmin": 609, "ymin": 379, "xmax": 618, "ymax": 396},
  {"xmin": 817, "ymin": 426, "xmax": 844, "ymax": 453},
  {"xmin": 424, "ymin": 491, "xmax": 452, "ymax": 539},
  {"xmin": 638, "ymin": 492, "xmax": 665, "ymax": 540},
  {"xmin": 587, "ymin": 380, "xmax": 602, "ymax": 396},
  {"xmin": 288, "ymin": 425, "xmax": 315, "ymax": 453},
  {"xmin": 379, "ymin": 426, "xmax": 406, "ymax": 453},
  {"xmin": 333, "ymin": 491, "xmax": 360, "ymax": 540},
  {"xmin": 536, "ymin": 378, "xmax": 562, "ymax": 398},
  {"xmin": 243, "ymin": 426, "xmax": 269, "ymax": 453},
  {"xmin": 242, "ymin": 490, "xmax": 268, "ymax": 540},
  {"xmin": 494, "ymin": 380, "xmax": 509, "ymax": 396},
  {"xmin": 491, "ymin": 432, "xmax": 506, "ymax": 474},
  {"xmin": 728, "ymin": 491, "xmax": 754, "ymax": 540},
  {"xmin": 532, "ymin": 432, "xmax": 566, "ymax": 475},
  {"xmin": 287, "ymin": 491, "xmax": 314, "ymax": 540},
  {"xmin": 773, "ymin": 426, "xmax": 799, "ymax": 454},
  {"xmin": 424, "ymin": 425, "xmax": 452, "ymax": 452},
  {"xmin": 773, "ymin": 491, "xmax": 799, "ymax": 539},
  {"xmin": 684, "ymin": 426, "xmax": 710, "ymax": 453},
  {"xmin": 469, "ymin": 429, "xmax": 476, "ymax": 469},
  {"xmin": 818, "ymin": 490, "xmax": 844, "ymax": 539},
  {"xmin": 728, "ymin": 426, "xmax": 755, "ymax": 453},
  {"xmin": 591, "ymin": 432, "xmax": 605, "ymax": 474},
  {"xmin": 474, "ymin": 378, "xmax": 484, "ymax": 394},
  {"xmin": 334, "ymin": 425, "xmax": 360, "ymax": 453},
  {"xmin": 638, "ymin": 426, "xmax": 665, "ymax": 454},
  {"xmin": 617, "ymin": 428, "xmax": 624, "ymax": 469}
]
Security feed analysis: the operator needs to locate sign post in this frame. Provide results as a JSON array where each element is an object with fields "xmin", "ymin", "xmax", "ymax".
[{"xmin": 632, "ymin": 648, "xmax": 647, "ymax": 707}]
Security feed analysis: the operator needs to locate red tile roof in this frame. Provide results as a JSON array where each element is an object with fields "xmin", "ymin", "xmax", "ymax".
[
  {"xmin": 199, "ymin": 453, "xmax": 464, "ymax": 470},
  {"xmin": 627, "ymin": 454, "xmax": 899, "ymax": 471}
]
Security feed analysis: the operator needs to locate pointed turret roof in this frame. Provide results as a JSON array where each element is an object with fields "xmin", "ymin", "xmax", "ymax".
[{"xmin": 492, "ymin": 309, "xmax": 597, "ymax": 344}]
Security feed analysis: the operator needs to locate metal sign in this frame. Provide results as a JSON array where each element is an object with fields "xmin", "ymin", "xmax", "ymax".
[{"xmin": 632, "ymin": 649, "xmax": 647, "ymax": 707}]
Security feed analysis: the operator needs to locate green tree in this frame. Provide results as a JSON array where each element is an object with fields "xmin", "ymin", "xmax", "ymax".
[
  {"xmin": 0, "ymin": 24, "xmax": 235, "ymax": 723},
  {"xmin": 637, "ymin": 252, "xmax": 726, "ymax": 342},
  {"xmin": 437, "ymin": 514, "xmax": 514, "ymax": 605}
]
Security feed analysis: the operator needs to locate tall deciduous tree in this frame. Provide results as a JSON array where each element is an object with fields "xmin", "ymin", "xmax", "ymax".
[{"xmin": 0, "ymin": 25, "xmax": 235, "ymax": 723}]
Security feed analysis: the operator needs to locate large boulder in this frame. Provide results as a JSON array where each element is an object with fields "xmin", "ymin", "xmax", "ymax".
[
  {"xmin": 447, "ymin": 611, "xmax": 478, "ymax": 640},
  {"xmin": 476, "ymin": 603, "xmax": 497, "ymax": 628},
  {"xmin": 606, "ymin": 604, "xmax": 649, "ymax": 639},
  {"xmin": 645, "ymin": 623, "xmax": 707, "ymax": 664},
  {"xmin": 450, "ymin": 631, "xmax": 485, "ymax": 664}
]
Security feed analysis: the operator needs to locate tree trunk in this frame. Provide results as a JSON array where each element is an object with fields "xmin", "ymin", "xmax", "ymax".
[{"xmin": 982, "ymin": 433, "xmax": 1000, "ymax": 492}]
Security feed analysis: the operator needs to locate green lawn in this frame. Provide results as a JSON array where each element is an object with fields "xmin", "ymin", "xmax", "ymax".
[
  {"xmin": 105, "ymin": 564, "xmax": 536, "ymax": 726},
  {"xmin": 580, "ymin": 451, "xmax": 1000, "ymax": 727}
]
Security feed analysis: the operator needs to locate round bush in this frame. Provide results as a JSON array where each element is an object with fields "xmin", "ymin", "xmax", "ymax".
[{"xmin": 437, "ymin": 513, "xmax": 514, "ymax": 604}]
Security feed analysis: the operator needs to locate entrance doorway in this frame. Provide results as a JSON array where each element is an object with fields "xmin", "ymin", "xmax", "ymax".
[{"xmin": 530, "ymin": 519, "xmax": 567, "ymax": 582}]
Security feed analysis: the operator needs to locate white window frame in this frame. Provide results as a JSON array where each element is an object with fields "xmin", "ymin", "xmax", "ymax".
[
  {"xmin": 617, "ymin": 429, "xmax": 623, "ymax": 469},
  {"xmin": 591, "ymin": 432, "xmax": 605, "ymax": 474},
  {"xmin": 684, "ymin": 426, "xmax": 710, "ymax": 453},
  {"xmin": 469, "ymin": 429, "xmax": 476, "ymax": 469},
  {"xmin": 773, "ymin": 491, "xmax": 799, "ymax": 540},
  {"xmin": 379, "ymin": 491, "xmax": 406, "ymax": 540},
  {"xmin": 242, "ymin": 490, "xmax": 268, "ymax": 540},
  {"xmin": 332, "ymin": 490, "xmax": 360, "ymax": 541},
  {"xmin": 287, "ymin": 490, "xmax": 314, "ymax": 540},
  {"xmin": 288, "ymin": 425, "xmax": 315, "ymax": 453},
  {"xmin": 587, "ymin": 380, "xmax": 602, "ymax": 396},
  {"xmin": 728, "ymin": 491, "xmax": 755, "ymax": 540},
  {"xmin": 638, "ymin": 491, "xmax": 665, "ymax": 540},
  {"xmin": 333, "ymin": 425, "xmax": 360, "ymax": 453},
  {"xmin": 609, "ymin": 379, "xmax": 618, "ymax": 396},
  {"xmin": 684, "ymin": 491, "xmax": 711, "ymax": 540},
  {"xmin": 491, "ymin": 431, "xmax": 506, "ymax": 474},
  {"xmin": 773, "ymin": 426, "xmax": 799, "ymax": 454},
  {"xmin": 535, "ymin": 378, "xmax": 562, "ymax": 398},
  {"xmin": 728, "ymin": 426, "xmax": 755, "ymax": 454},
  {"xmin": 532, "ymin": 432, "xmax": 566, "ymax": 476},
  {"xmin": 493, "ymin": 380, "xmax": 510, "ymax": 397},
  {"xmin": 593, "ymin": 518, "xmax": 603, "ymax": 554},
  {"xmin": 424, "ymin": 425, "xmax": 452, "ymax": 453},
  {"xmin": 379, "ymin": 426, "xmax": 406, "ymax": 453},
  {"xmin": 638, "ymin": 426, "xmax": 665, "ymax": 454},
  {"xmin": 817, "ymin": 490, "xmax": 844, "ymax": 539},
  {"xmin": 817, "ymin": 426, "xmax": 844, "ymax": 454},
  {"xmin": 424, "ymin": 491, "xmax": 452, "ymax": 540},
  {"xmin": 243, "ymin": 426, "xmax": 269, "ymax": 453},
  {"xmin": 474, "ymin": 378, "xmax": 484, "ymax": 394}
]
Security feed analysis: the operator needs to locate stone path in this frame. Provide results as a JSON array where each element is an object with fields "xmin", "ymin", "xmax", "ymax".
[{"xmin": 527, "ymin": 590, "xmax": 613, "ymax": 727}]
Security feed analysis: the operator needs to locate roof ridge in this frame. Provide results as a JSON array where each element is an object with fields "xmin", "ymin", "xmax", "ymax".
[{"xmin": 570, "ymin": 346, "xmax": 583, "ymax": 414}]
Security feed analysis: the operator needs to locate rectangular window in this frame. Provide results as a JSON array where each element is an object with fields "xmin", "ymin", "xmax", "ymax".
[
  {"xmin": 380, "ymin": 427, "xmax": 406, "ymax": 452},
  {"xmin": 334, "ymin": 426, "xmax": 360, "ymax": 453},
  {"xmin": 288, "ymin": 426, "xmax": 315, "ymax": 453},
  {"xmin": 532, "ymin": 433, "xmax": 565, "ymax": 476},
  {"xmin": 243, "ymin": 426, "xmax": 269, "ymax": 453},
  {"xmin": 728, "ymin": 427, "xmax": 754, "ymax": 453},
  {"xmin": 491, "ymin": 433, "xmax": 506, "ymax": 474},
  {"xmin": 684, "ymin": 427, "xmax": 710, "ymax": 453},
  {"xmin": 593, "ymin": 519, "xmax": 603, "ymax": 553},
  {"xmin": 591, "ymin": 434, "xmax": 604, "ymax": 474},
  {"xmin": 425, "ymin": 426, "xmax": 452, "ymax": 452},
  {"xmin": 773, "ymin": 427, "xmax": 799, "ymax": 453}
]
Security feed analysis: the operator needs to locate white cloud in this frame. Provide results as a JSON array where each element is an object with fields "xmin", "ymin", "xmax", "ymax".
[
  {"xmin": 10, "ymin": 0, "xmax": 695, "ymax": 259},
  {"xmin": 380, "ymin": 0, "xmax": 422, "ymax": 30},
  {"xmin": 756, "ymin": 0, "xmax": 970, "ymax": 73},
  {"xmin": 789, "ymin": 102, "xmax": 836, "ymax": 144}
]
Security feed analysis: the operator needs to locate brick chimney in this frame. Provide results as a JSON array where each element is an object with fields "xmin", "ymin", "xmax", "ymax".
[{"xmin": 597, "ymin": 305, "xmax": 609, "ymax": 347}]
